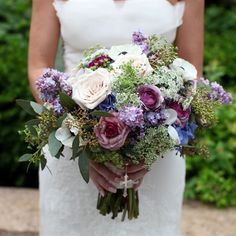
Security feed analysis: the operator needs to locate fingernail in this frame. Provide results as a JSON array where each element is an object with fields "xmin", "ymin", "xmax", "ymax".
[{"xmin": 108, "ymin": 187, "xmax": 117, "ymax": 193}]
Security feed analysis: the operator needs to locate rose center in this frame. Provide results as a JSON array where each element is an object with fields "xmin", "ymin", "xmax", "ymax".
[{"xmin": 105, "ymin": 122, "xmax": 119, "ymax": 138}]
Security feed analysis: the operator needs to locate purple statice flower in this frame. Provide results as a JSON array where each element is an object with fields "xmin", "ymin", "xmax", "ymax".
[
  {"xmin": 175, "ymin": 122, "xmax": 198, "ymax": 145},
  {"xmin": 52, "ymin": 98, "xmax": 64, "ymax": 114},
  {"xmin": 132, "ymin": 30, "xmax": 149, "ymax": 53},
  {"xmin": 118, "ymin": 105, "xmax": 144, "ymax": 129},
  {"xmin": 97, "ymin": 94, "xmax": 116, "ymax": 112},
  {"xmin": 144, "ymin": 110, "xmax": 168, "ymax": 126},
  {"xmin": 209, "ymin": 82, "xmax": 232, "ymax": 104},
  {"xmin": 36, "ymin": 68, "xmax": 72, "ymax": 114}
]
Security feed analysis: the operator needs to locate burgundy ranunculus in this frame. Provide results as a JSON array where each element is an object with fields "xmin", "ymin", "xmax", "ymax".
[
  {"xmin": 94, "ymin": 113, "xmax": 130, "ymax": 151},
  {"xmin": 167, "ymin": 101, "xmax": 191, "ymax": 126},
  {"xmin": 138, "ymin": 85, "xmax": 164, "ymax": 110}
]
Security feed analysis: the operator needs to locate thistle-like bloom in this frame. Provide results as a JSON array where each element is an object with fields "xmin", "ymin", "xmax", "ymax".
[{"xmin": 118, "ymin": 105, "xmax": 144, "ymax": 128}]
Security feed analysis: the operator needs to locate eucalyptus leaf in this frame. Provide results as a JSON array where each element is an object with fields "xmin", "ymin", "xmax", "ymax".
[
  {"xmin": 40, "ymin": 155, "xmax": 47, "ymax": 170},
  {"xmin": 91, "ymin": 110, "xmax": 114, "ymax": 117},
  {"xmin": 27, "ymin": 124, "xmax": 38, "ymax": 136},
  {"xmin": 55, "ymin": 146, "xmax": 64, "ymax": 159},
  {"xmin": 16, "ymin": 99, "xmax": 36, "ymax": 115},
  {"xmin": 48, "ymin": 131, "xmax": 63, "ymax": 157},
  {"xmin": 78, "ymin": 149, "xmax": 90, "ymax": 183},
  {"xmin": 72, "ymin": 135, "xmax": 80, "ymax": 160},
  {"xmin": 56, "ymin": 113, "xmax": 67, "ymax": 127},
  {"xmin": 30, "ymin": 101, "xmax": 44, "ymax": 114},
  {"xmin": 26, "ymin": 119, "xmax": 40, "ymax": 126},
  {"xmin": 59, "ymin": 92, "xmax": 77, "ymax": 111},
  {"xmin": 19, "ymin": 154, "xmax": 32, "ymax": 162}
]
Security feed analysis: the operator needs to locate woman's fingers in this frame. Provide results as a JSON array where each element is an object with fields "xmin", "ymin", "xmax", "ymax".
[
  {"xmin": 133, "ymin": 177, "xmax": 144, "ymax": 191},
  {"xmin": 128, "ymin": 168, "xmax": 148, "ymax": 182},
  {"xmin": 127, "ymin": 162, "xmax": 145, "ymax": 174},
  {"xmin": 89, "ymin": 164, "xmax": 117, "ymax": 193},
  {"xmin": 90, "ymin": 160, "xmax": 121, "ymax": 186},
  {"xmin": 104, "ymin": 162, "xmax": 125, "ymax": 176}
]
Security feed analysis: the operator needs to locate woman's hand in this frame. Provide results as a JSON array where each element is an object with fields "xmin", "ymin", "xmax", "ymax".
[
  {"xmin": 106, "ymin": 161, "xmax": 148, "ymax": 191},
  {"xmin": 89, "ymin": 160, "xmax": 124, "ymax": 196},
  {"xmin": 126, "ymin": 162, "xmax": 148, "ymax": 191}
]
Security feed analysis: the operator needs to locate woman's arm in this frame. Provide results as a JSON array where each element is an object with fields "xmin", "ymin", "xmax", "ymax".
[
  {"xmin": 28, "ymin": 0, "xmax": 60, "ymax": 103},
  {"xmin": 175, "ymin": 0, "xmax": 205, "ymax": 77}
]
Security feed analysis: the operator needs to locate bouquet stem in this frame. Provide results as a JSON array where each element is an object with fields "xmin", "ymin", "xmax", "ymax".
[{"xmin": 96, "ymin": 188, "xmax": 139, "ymax": 221}]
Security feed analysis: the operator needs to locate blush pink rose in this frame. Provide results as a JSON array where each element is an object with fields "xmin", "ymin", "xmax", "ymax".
[{"xmin": 94, "ymin": 113, "xmax": 130, "ymax": 151}]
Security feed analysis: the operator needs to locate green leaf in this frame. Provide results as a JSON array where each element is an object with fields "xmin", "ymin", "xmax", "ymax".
[
  {"xmin": 40, "ymin": 155, "xmax": 47, "ymax": 170},
  {"xmin": 30, "ymin": 101, "xmax": 44, "ymax": 114},
  {"xmin": 27, "ymin": 124, "xmax": 37, "ymax": 136},
  {"xmin": 26, "ymin": 119, "xmax": 40, "ymax": 126},
  {"xmin": 48, "ymin": 131, "xmax": 63, "ymax": 157},
  {"xmin": 78, "ymin": 149, "xmax": 90, "ymax": 183},
  {"xmin": 59, "ymin": 92, "xmax": 77, "ymax": 111},
  {"xmin": 91, "ymin": 110, "xmax": 114, "ymax": 117},
  {"xmin": 56, "ymin": 113, "xmax": 67, "ymax": 127},
  {"xmin": 55, "ymin": 146, "xmax": 64, "ymax": 159},
  {"xmin": 72, "ymin": 135, "xmax": 80, "ymax": 160},
  {"xmin": 16, "ymin": 99, "xmax": 36, "ymax": 115},
  {"xmin": 19, "ymin": 154, "xmax": 32, "ymax": 162}
]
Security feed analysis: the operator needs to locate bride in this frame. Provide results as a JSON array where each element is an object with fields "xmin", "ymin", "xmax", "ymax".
[{"xmin": 28, "ymin": 0, "xmax": 204, "ymax": 235}]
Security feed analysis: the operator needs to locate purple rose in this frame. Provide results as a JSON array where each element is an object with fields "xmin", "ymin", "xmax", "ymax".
[
  {"xmin": 167, "ymin": 101, "xmax": 191, "ymax": 126},
  {"xmin": 138, "ymin": 85, "xmax": 164, "ymax": 111},
  {"xmin": 94, "ymin": 113, "xmax": 130, "ymax": 151}
]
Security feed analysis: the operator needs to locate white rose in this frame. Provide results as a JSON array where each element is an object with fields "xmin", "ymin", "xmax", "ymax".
[
  {"xmin": 67, "ymin": 68, "xmax": 92, "ymax": 87},
  {"xmin": 112, "ymin": 53, "xmax": 153, "ymax": 77},
  {"xmin": 170, "ymin": 58, "xmax": 197, "ymax": 81},
  {"xmin": 108, "ymin": 44, "xmax": 142, "ymax": 60},
  {"xmin": 70, "ymin": 68, "xmax": 112, "ymax": 110}
]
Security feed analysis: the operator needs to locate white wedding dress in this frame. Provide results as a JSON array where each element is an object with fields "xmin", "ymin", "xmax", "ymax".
[{"xmin": 40, "ymin": 0, "xmax": 186, "ymax": 235}]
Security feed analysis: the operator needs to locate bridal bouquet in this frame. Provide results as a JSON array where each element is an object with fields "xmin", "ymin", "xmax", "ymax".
[{"xmin": 17, "ymin": 31, "xmax": 232, "ymax": 220}]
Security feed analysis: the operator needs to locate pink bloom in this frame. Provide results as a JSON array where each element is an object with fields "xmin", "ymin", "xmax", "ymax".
[
  {"xmin": 94, "ymin": 113, "xmax": 130, "ymax": 151},
  {"xmin": 167, "ymin": 101, "xmax": 191, "ymax": 126},
  {"xmin": 138, "ymin": 85, "xmax": 164, "ymax": 110}
]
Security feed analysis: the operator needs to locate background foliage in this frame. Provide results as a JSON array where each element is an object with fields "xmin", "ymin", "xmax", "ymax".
[{"xmin": 0, "ymin": 0, "xmax": 235, "ymax": 206}]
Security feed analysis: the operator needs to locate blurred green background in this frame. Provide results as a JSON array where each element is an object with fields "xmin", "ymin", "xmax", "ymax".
[{"xmin": 0, "ymin": 0, "xmax": 235, "ymax": 207}]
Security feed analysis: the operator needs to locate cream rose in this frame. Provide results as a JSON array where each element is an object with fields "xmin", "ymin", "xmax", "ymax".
[
  {"xmin": 170, "ymin": 58, "xmax": 197, "ymax": 81},
  {"xmin": 112, "ymin": 53, "xmax": 153, "ymax": 77},
  {"xmin": 70, "ymin": 68, "xmax": 112, "ymax": 110}
]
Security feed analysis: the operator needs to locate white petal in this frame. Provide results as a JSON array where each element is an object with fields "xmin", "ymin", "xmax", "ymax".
[
  {"xmin": 164, "ymin": 109, "xmax": 178, "ymax": 125},
  {"xmin": 70, "ymin": 126, "xmax": 79, "ymax": 135},
  {"xmin": 55, "ymin": 127, "xmax": 72, "ymax": 142},
  {"xmin": 168, "ymin": 126, "xmax": 180, "ymax": 145},
  {"xmin": 61, "ymin": 136, "xmax": 75, "ymax": 148}
]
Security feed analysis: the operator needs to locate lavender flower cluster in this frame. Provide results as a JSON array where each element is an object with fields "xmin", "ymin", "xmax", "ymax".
[
  {"xmin": 36, "ymin": 68, "xmax": 72, "ymax": 114},
  {"xmin": 132, "ymin": 30, "xmax": 149, "ymax": 53},
  {"xmin": 118, "ymin": 105, "xmax": 144, "ymax": 129},
  {"xmin": 202, "ymin": 79, "xmax": 232, "ymax": 104},
  {"xmin": 144, "ymin": 110, "xmax": 168, "ymax": 126}
]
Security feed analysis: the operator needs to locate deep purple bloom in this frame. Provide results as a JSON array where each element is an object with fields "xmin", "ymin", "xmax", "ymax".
[
  {"xmin": 118, "ymin": 105, "xmax": 144, "ymax": 129},
  {"xmin": 167, "ymin": 101, "xmax": 191, "ymax": 126},
  {"xmin": 87, "ymin": 55, "xmax": 113, "ymax": 69},
  {"xmin": 138, "ymin": 85, "xmax": 164, "ymax": 111},
  {"xmin": 144, "ymin": 110, "xmax": 168, "ymax": 126},
  {"xmin": 132, "ymin": 30, "xmax": 149, "ymax": 53},
  {"xmin": 175, "ymin": 122, "xmax": 198, "ymax": 145},
  {"xmin": 97, "ymin": 94, "xmax": 116, "ymax": 112}
]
